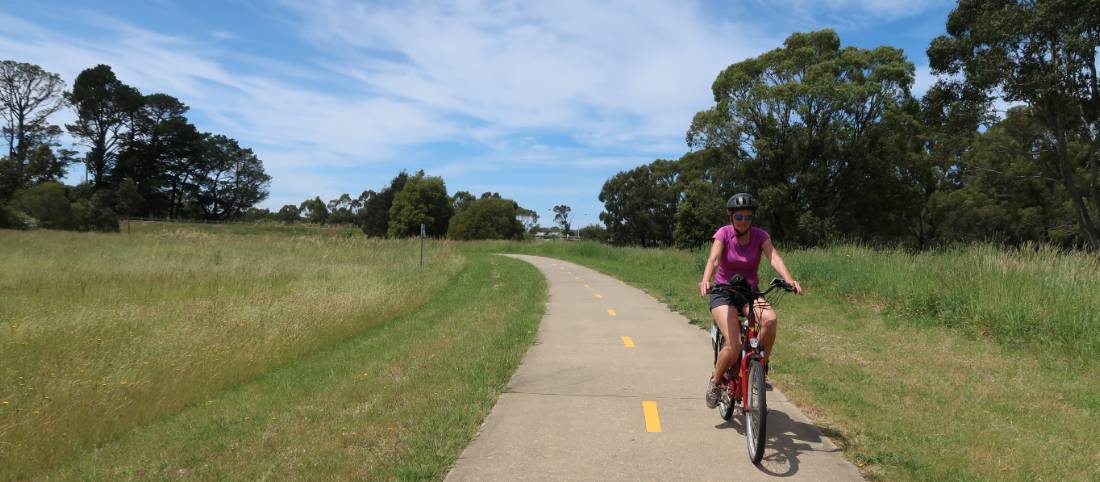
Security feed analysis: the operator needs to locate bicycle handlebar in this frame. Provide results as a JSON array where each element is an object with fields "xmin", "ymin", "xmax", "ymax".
[
  {"xmin": 756, "ymin": 277, "xmax": 795, "ymax": 298},
  {"xmin": 709, "ymin": 277, "xmax": 795, "ymax": 305}
]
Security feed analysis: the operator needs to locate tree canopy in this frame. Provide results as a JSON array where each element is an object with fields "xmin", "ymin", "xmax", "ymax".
[
  {"xmin": 928, "ymin": 0, "xmax": 1100, "ymax": 249},
  {"xmin": 687, "ymin": 29, "xmax": 920, "ymax": 245},
  {"xmin": 387, "ymin": 171, "xmax": 451, "ymax": 237},
  {"xmin": 0, "ymin": 62, "xmax": 271, "ymax": 230},
  {"xmin": 447, "ymin": 197, "xmax": 525, "ymax": 240},
  {"xmin": 553, "ymin": 204, "xmax": 573, "ymax": 236},
  {"xmin": 598, "ymin": 16, "xmax": 1100, "ymax": 250}
]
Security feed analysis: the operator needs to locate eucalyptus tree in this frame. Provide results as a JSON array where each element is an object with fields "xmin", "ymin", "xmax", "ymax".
[
  {"xmin": 553, "ymin": 204, "xmax": 573, "ymax": 237},
  {"xmin": 387, "ymin": 171, "xmax": 451, "ymax": 237},
  {"xmin": 687, "ymin": 30, "xmax": 921, "ymax": 245},
  {"xmin": 598, "ymin": 160, "xmax": 677, "ymax": 246},
  {"xmin": 327, "ymin": 193, "xmax": 356, "ymax": 224},
  {"xmin": 299, "ymin": 196, "xmax": 328, "ymax": 225},
  {"xmin": 928, "ymin": 0, "xmax": 1100, "ymax": 249},
  {"xmin": 451, "ymin": 190, "xmax": 475, "ymax": 214},
  {"xmin": 674, "ymin": 179, "xmax": 727, "ymax": 249},
  {"xmin": 360, "ymin": 171, "xmax": 408, "ymax": 237},
  {"xmin": 934, "ymin": 106, "xmax": 1078, "ymax": 245},
  {"xmin": 277, "ymin": 204, "xmax": 300, "ymax": 224}
]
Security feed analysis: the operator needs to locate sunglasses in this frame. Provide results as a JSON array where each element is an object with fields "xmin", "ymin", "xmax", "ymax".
[{"xmin": 731, "ymin": 213, "xmax": 753, "ymax": 221}]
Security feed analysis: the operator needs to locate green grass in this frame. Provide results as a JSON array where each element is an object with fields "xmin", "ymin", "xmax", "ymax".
[
  {"xmin": 463, "ymin": 240, "xmax": 1100, "ymax": 481},
  {"xmin": 794, "ymin": 243, "xmax": 1100, "ymax": 361},
  {"xmin": 0, "ymin": 225, "xmax": 468, "ymax": 478},
  {"xmin": 40, "ymin": 253, "xmax": 545, "ymax": 480}
]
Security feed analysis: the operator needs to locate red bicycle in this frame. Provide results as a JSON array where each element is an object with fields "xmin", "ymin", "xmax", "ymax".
[{"xmin": 710, "ymin": 278, "xmax": 795, "ymax": 464}]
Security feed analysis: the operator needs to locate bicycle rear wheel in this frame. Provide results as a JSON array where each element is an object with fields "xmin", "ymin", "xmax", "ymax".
[{"xmin": 744, "ymin": 358, "xmax": 767, "ymax": 464}]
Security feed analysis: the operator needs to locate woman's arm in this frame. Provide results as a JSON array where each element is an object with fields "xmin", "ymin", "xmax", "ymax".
[
  {"xmin": 761, "ymin": 238, "xmax": 802, "ymax": 294},
  {"xmin": 699, "ymin": 238, "xmax": 723, "ymax": 297}
]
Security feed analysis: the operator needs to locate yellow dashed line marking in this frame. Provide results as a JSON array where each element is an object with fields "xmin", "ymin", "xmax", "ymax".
[
  {"xmin": 595, "ymin": 293, "xmax": 603, "ymax": 299},
  {"xmin": 642, "ymin": 401, "xmax": 662, "ymax": 432},
  {"xmin": 607, "ymin": 309, "xmax": 617, "ymax": 317},
  {"xmin": 621, "ymin": 336, "xmax": 634, "ymax": 348},
  {"xmin": 583, "ymin": 284, "xmax": 590, "ymax": 289}
]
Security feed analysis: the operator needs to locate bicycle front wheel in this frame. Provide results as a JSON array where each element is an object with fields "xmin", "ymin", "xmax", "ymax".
[{"xmin": 744, "ymin": 358, "xmax": 767, "ymax": 465}]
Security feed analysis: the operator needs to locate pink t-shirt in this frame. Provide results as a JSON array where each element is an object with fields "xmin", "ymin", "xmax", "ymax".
[{"xmin": 712, "ymin": 225, "xmax": 770, "ymax": 289}]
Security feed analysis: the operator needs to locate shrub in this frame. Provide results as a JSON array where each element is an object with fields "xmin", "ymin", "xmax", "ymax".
[
  {"xmin": 9, "ymin": 182, "xmax": 119, "ymax": 232},
  {"xmin": 11, "ymin": 182, "xmax": 73, "ymax": 229},
  {"xmin": 448, "ymin": 198, "xmax": 524, "ymax": 240},
  {"xmin": 578, "ymin": 224, "xmax": 609, "ymax": 243},
  {"xmin": 0, "ymin": 203, "xmax": 33, "ymax": 229}
]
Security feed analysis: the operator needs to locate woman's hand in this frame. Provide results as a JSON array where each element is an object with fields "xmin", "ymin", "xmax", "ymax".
[
  {"xmin": 698, "ymin": 280, "xmax": 710, "ymax": 298},
  {"xmin": 790, "ymin": 280, "xmax": 803, "ymax": 295}
]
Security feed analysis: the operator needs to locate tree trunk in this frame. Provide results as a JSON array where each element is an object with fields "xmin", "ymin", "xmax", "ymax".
[{"xmin": 1046, "ymin": 101, "xmax": 1100, "ymax": 249}]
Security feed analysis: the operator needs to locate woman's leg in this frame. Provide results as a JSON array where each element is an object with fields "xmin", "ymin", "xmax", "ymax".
[
  {"xmin": 753, "ymin": 300, "xmax": 777, "ymax": 365},
  {"xmin": 711, "ymin": 304, "xmax": 742, "ymax": 383}
]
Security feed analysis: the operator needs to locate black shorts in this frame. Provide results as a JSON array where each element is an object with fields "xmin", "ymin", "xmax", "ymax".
[{"xmin": 708, "ymin": 283, "xmax": 752, "ymax": 312}]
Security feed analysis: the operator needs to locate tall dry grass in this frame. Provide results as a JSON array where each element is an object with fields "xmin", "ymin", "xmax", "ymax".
[{"xmin": 0, "ymin": 227, "xmax": 463, "ymax": 478}]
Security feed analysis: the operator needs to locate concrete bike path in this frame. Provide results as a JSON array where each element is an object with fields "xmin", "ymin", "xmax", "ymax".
[{"xmin": 445, "ymin": 255, "xmax": 863, "ymax": 481}]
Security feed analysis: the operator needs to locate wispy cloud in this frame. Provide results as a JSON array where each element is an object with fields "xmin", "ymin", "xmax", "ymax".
[
  {"xmin": 0, "ymin": 10, "xmax": 461, "ymax": 201},
  {"xmin": 285, "ymin": 0, "xmax": 772, "ymax": 149}
]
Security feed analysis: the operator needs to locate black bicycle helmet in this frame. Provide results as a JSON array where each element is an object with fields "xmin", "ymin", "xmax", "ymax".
[{"xmin": 726, "ymin": 193, "xmax": 758, "ymax": 211}]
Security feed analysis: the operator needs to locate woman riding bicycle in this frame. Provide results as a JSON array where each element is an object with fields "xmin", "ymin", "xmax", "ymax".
[{"xmin": 699, "ymin": 193, "xmax": 802, "ymax": 409}]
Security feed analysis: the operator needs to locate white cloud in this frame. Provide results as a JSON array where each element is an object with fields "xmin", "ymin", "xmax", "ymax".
[
  {"xmin": 286, "ymin": 0, "xmax": 772, "ymax": 147},
  {"xmin": 912, "ymin": 63, "xmax": 936, "ymax": 96}
]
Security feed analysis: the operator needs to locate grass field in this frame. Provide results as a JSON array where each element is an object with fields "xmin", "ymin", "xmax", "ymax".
[
  {"xmin": 467, "ymin": 240, "xmax": 1100, "ymax": 481},
  {"xmin": 0, "ymin": 224, "xmax": 544, "ymax": 480},
  {"xmin": 41, "ymin": 252, "xmax": 545, "ymax": 480},
  {"xmin": 5, "ymin": 223, "xmax": 1097, "ymax": 480}
]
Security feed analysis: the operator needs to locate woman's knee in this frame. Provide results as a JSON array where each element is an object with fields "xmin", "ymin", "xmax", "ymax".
[
  {"xmin": 719, "ymin": 341, "xmax": 739, "ymax": 355},
  {"xmin": 759, "ymin": 310, "xmax": 778, "ymax": 330}
]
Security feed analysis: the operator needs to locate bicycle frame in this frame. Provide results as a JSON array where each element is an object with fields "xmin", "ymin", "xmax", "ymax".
[
  {"xmin": 721, "ymin": 305, "xmax": 765, "ymax": 409},
  {"xmin": 711, "ymin": 278, "xmax": 790, "ymax": 410}
]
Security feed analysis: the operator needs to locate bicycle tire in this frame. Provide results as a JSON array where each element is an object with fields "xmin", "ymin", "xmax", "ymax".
[
  {"xmin": 745, "ymin": 358, "xmax": 767, "ymax": 465},
  {"xmin": 711, "ymin": 329, "xmax": 735, "ymax": 420}
]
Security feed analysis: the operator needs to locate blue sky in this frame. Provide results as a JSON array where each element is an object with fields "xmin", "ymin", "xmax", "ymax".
[{"xmin": 1, "ymin": 0, "xmax": 955, "ymax": 227}]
